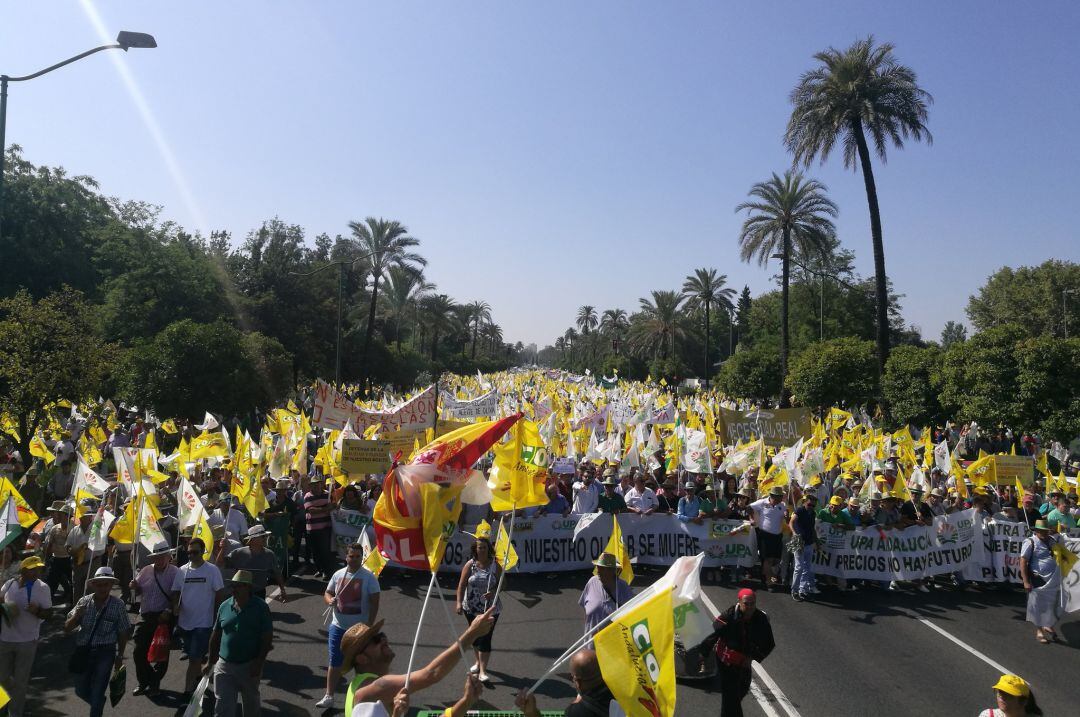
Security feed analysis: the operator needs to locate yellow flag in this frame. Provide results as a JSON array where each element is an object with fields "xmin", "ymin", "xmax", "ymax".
[
  {"xmin": 966, "ymin": 454, "xmax": 997, "ymax": 486},
  {"xmin": 0, "ymin": 478, "xmax": 38, "ymax": 529},
  {"xmin": 109, "ymin": 498, "xmax": 138, "ymax": 544},
  {"xmin": 952, "ymin": 457, "xmax": 968, "ymax": 499},
  {"xmin": 419, "ymin": 482, "xmax": 463, "ymax": 572},
  {"xmin": 161, "ymin": 419, "xmax": 178, "ymax": 435},
  {"xmin": 1014, "ymin": 477, "xmax": 1026, "ymax": 504},
  {"xmin": 363, "ymin": 545, "xmax": 388, "ymax": 577},
  {"xmin": 192, "ymin": 507, "xmax": 215, "ymax": 561},
  {"xmin": 758, "ymin": 463, "xmax": 789, "ymax": 495},
  {"xmin": 1052, "ymin": 541, "xmax": 1078, "ymax": 576},
  {"xmin": 603, "ymin": 515, "xmax": 634, "ymax": 586},
  {"xmin": 1035, "ymin": 451, "xmax": 1050, "ymax": 479},
  {"xmin": 489, "ymin": 420, "xmax": 549, "ymax": 511},
  {"xmin": 189, "ymin": 430, "xmax": 229, "ymax": 460},
  {"xmin": 89, "ymin": 423, "xmax": 108, "ymax": 445},
  {"xmin": 494, "ymin": 518, "xmax": 519, "ymax": 572},
  {"xmin": 0, "ymin": 683, "xmax": 9, "ymax": 709},
  {"xmin": 144, "ymin": 429, "xmax": 157, "ymax": 451},
  {"xmin": 595, "ymin": 589, "xmax": 675, "ymax": 717},
  {"xmin": 29, "ymin": 433, "xmax": 55, "ymax": 465}
]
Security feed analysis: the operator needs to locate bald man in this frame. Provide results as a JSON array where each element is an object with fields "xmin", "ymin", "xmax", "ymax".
[{"xmin": 516, "ymin": 649, "xmax": 625, "ymax": 717}]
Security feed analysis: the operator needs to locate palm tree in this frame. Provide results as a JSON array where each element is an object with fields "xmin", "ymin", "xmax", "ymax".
[
  {"xmin": 630, "ymin": 290, "xmax": 685, "ymax": 360},
  {"xmin": 736, "ymin": 170, "xmax": 837, "ymax": 406},
  {"xmin": 467, "ymin": 300, "xmax": 492, "ymax": 358},
  {"xmin": 576, "ymin": 306, "xmax": 598, "ymax": 335},
  {"xmin": 347, "ymin": 217, "xmax": 427, "ymax": 374},
  {"xmin": 600, "ymin": 308, "xmax": 629, "ymax": 355},
  {"xmin": 421, "ymin": 293, "xmax": 457, "ymax": 362},
  {"xmin": 383, "ymin": 266, "xmax": 433, "ymax": 351},
  {"xmin": 682, "ymin": 268, "xmax": 736, "ymax": 386},
  {"xmin": 785, "ymin": 36, "xmax": 932, "ymax": 386}
]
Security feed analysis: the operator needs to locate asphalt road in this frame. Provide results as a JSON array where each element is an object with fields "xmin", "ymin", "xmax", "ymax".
[{"xmin": 28, "ymin": 563, "xmax": 1080, "ymax": 716}]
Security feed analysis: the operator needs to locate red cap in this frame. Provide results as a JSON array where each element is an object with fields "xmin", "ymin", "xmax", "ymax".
[{"xmin": 737, "ymin": 588, "xmax": 755, "ymax": 600}]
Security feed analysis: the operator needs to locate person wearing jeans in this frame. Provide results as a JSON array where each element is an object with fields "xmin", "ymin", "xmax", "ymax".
[
  {"xmin": 64, "ymin": 567, "xmax": 131, "ymax": 717},
  {"xmin": 788, "ymin": 493, "xmax": 818, "ymax": 601}
]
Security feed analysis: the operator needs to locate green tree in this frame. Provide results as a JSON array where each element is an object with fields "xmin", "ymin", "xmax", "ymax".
[
  {"xmin": 883, "ymin": 345, "xmax": 944, "ymax": 427},
  {"xmin": 468, "ymin": 300, "xmax": 492, "ymax": 358},
  {"xmin": 938, "ymin": 325, "xmax": 1026, "ymax": 427},
  {"xmin": 966, "ymin": 260, "xmax": 1080, "ymax": 338},
  {"xmin": 736, "ymin": 170, "xmax": 837, "ymax": 406},
  {"xmin": 382, "ymin": 266, "xmax": 433, "ymax": 351},
  {"xmin": 786, "ymin": 337, "xmax": 878, "ymax": 408},
  {"xmin": 682, "ymin": 268, "xmax": 736, "ymax": 385},
  {"xmin": 940, "ymin": 321, "xmax": 968, "ymax": 348},
  {"xmin": 347, "ymin": 218, "xmax": 426, "ymax": 376},
  {"xmin": 576, "ymin": 305, "xmax": 598, "ymax": 335},
  {"xmin": 629, "ymin": 290, "xmax": 685, "ymax": 360},
  {"xmin": 786, "ymin": 36, "xmax": 933, "ymax": 386},
  {"xmin": 420, "ymin": 294, "xmax": 457, "ymax": 363},
  {"xmin": 715, "ymin": 343, "xmax": 782, "ymax": 402},
  {"xmin": 0, "ymin": 289, "xmax": 115, "ymax": 465},
  {"xmin": 735, "ymin": 286, "xmax": 752, "ymax": 347},
  {"xmin": 1014, "ymin": 337, "xmax": 1080, "ymax": 442},
  {"xmin": 121, "ymin": 319, "xmax": 291, "ymax": 419}
]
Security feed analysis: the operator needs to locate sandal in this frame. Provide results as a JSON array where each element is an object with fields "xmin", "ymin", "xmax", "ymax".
[{"xmin": 1036, "ymin": 633, "xmax": 1050, "ymax": 644}]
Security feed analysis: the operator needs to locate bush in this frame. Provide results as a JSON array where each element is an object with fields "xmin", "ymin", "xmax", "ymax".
[
  {"xmin": 883, "ymin": 345, "xmax": 944, "ymax": 427},
  {"xmin": 938, "ymin": 325, "xmax": 1026, "ymax": 426},
  {"xmin": 715, "ymin": 343, "xmax": 782, "ymax": 402}
]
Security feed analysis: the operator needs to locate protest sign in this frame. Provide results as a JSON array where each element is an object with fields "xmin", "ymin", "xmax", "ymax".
[
  {"xmin": 552, "ymin": 457, "xmax": 578, "ymax": 474},
  {"xmin": 443, "ymin": 390, "xmax": 498, "ymax": 419},
  {"xmin": 312, "ymin": 380, "xmax": 436, "ymax": 432},
  {"xmin": 381, "ymin": 428, "xmax": 427, "ymax": 461},
  {"xmin": 812, "ymin": 508, "xmax": 983, "ymax": 581},
  {"xmin": 340, "ymin": 439, "xmax": 391, "ymax": 475},
  {"xmin": 991, "ymin": 455, "xmax": 1035, "ymax": 485},
  {"xmin": 330, "ymin": 508, "xmax": 373, "ymax": 556},
  {"xmin": 717, "ymin": 407, "xmax": 812, "ymax": 447}
]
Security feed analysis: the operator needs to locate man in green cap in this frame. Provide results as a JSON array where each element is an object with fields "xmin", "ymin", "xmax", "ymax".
[{"xmin": 204, "ymin": 569, "xmax": 273, "ymax": 717}]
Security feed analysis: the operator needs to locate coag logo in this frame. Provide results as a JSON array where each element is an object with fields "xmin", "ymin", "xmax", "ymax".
[
  {"xmin": 521, "ymin": 443, "xmax": 550, "ymax": 468},
  {"xmin": 630, "ymin": 619, "xmax": 661, "ymax": 684}
]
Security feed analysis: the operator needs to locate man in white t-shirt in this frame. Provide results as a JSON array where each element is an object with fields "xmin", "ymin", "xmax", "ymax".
[
  {"xmin": 0, "ymin": 556, "xmax": 52, "ymax": 717},
  {"xmin": 572, "ymin": 473, "xmax": 602, "ymax": 514},
  {"xmin": 750, "ymin": 486, "xmax": 788, "ymax": 591},
  {"xmin": 316, "ymin": 543, "xmax": 382, "ymax": 709},
  {"xmin": 171, "ymin": 537, "xmax": 225, "ymax": 698},
  {"xmin": 623, "ymin": 474, "xmax": 659, "ymax": 515}
]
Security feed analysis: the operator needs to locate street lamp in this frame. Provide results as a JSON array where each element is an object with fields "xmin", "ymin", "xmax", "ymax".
[
  {"xmin": 290, "ymin": 250, "xmax": 377, "ymax": 385},
  {"xmin": 1065, "ymin": 288, "xmax": 1078, "ymax": 338},
  {"xmin": 0, "ymin": 31, "xmax": 156, "ymax": 234}
]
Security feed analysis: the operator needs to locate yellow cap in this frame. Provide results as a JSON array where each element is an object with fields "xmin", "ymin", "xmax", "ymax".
[
  {"xmin": 828, "ymin": 496, "xmax": 844, "ymax": 507},
  {"xmin": 20, "ymin": 556, "xmax": 45, "ymax": 571},
  {"xmin": 992, "ymin": 674, "xmax": 1030, "ymax": 698}
]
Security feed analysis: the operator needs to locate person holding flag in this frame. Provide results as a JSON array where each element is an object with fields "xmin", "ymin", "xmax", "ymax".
[
  {"xmin": 455, "ymin": 529, "xmax": 502, "ymax": 684},
  {"xmin": 129, "ymin": 541, "xmax": 178, "ymax": 698},
  {"xmin": 516, "ymin": 649, "xmax": 624, "ymax": 717},
  {"xmin": 579, "ymin": 553, "xmax": 633, "ymax": 644}
]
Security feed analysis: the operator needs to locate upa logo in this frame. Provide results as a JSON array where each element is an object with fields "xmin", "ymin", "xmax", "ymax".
[{"xmin": 630, "ymin": 619, "xmax": 662, "ymax": 684}]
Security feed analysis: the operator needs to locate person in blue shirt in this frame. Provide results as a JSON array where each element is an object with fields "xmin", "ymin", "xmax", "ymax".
[
  {"xmin": 540, "ymin": 484, "xmax": 570, "ymax": 516},
  {"xmin": 677, "ymin": 482, "xmax": 702, "ymax": 524}
]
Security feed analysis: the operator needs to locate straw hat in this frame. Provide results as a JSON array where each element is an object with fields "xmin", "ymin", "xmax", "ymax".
[
  {"xmin": 244, "ymin": 525, "xmax": 269, "ymax": 542},
  {"xmin": 148, "ymin": 541, "xmax": 173, "ymax": 558},
  {"xmin": 89, "ymin": 567, "xmax": 119, "ymax": 584},
  {"xmin": 339, "ymin": 619, "xmax": 387, "ymax": 667},
  {"xmin": 230, "ymin": 569, "xmax": 255, "ymax": 585},
  {"xmin": 768, "ymin": 486, "xmax": 784, "ymax": 497},
  {"xmin": 593, "ymin": 553, "xmax": 620, "ymax": 569}
]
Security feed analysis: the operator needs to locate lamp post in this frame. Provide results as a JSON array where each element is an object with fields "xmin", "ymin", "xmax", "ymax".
[
  {"xmin": 1065, "ymin": 288, "xmax": 1078, "ymax": 338},
  {"xmin": 0, "ymin": 31, "xmax": 156, "ymax": 235},
  {"xmin": 291, "ymin": 250, "xmax": 377, "ymax": 385}
]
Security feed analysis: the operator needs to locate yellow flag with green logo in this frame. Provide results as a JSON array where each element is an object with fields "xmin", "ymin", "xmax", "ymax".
[
  {"xmin": 595, "ymin": 589, "xmax": 675, "ymax": 717},
  {"xmin": 419, "ymin": 482, "xmax": 463, "ymax": 572},
  {"xmin": 489, "ymin": 420, "xmax": 549, "ymax": 511}
]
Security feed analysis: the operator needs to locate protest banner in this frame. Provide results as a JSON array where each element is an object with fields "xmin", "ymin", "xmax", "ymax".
[
  {"xmin": 381, "ymin": 427, "xmax": 427, "ymax": 461},
  {"xmin": 443, "ymin": 390, "xmax": 498, "ymax": 419},
  {"xmin": 340, "ymin": 439, "xmax": 391, "ymax": 475},
  {"xmin": 552, "ymin": 457, "xmax": 577, "ymax": 474},
  {"xmin": 962, "ymin": 518, "xmax": 1080, "ymax": 583},
  {"xmin": 436, "ymin": 419, "xmax": 471, "ymax": 437},
  {"xmin": 330, "ymin": 508, "xmax": 374, "ymax": 556},
  {"xmin": 312, "ymin": 379, "xmax": 436, "ymax": 432},
  {"xmin": 717, "ymin": 406, "xmax": 812, "ymax": 447},
  {"xmin": 812, "ymin": 508, "xmax": 983, "ymax": 581},
  {"xmin": 991, "ymin": 455, "xmax": 1035, "ymax": 485}
]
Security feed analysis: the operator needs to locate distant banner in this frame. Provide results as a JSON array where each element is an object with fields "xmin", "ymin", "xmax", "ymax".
[
  {"xmin": 812, "ymin": 509, "xmax": 983, "ymax": 581},
  {"xmin": 312, "ymin": 380, "xmax": 436, "ymax": 432},
  {"xmin": 443, "ymin": 390, "xmax": 498, "ymax": 419},
  {"xmin": 331, "ymin": 509, "xmax": 373, "ymax": 556},
  {"xmin": 717, "ymin": 407, "xmax": 812, "ymax": 447},
  {"xmin": 991, "ymin": 455, "xmax": 1035, "ymax": 485}
]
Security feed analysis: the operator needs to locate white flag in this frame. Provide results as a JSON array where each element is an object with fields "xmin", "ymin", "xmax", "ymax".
[
  {"xmin": 88, "ymin": 508, "xmax": 116, "ymax": 554},
  {"xmin": 138, "ymin": 504, "xmax": 167, "ymax": 552},
  {"xmin": 74, "ymin": 456, "xmax": 111, "ymax": 497},
  {"xmin": 0, "ymin": 497, "xmax": 22, "ymax": 550},
  {"xmin": 178, "ymin": 476, "xmax": 202, "ymax": 530},
  {"xmin": 934, "ymin": 440, "xmax": 951, "ymax": 473}
]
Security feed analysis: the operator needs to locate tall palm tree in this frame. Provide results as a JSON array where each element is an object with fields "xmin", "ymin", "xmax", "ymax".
[
  {"xmin": 383, "ymin": 266, "xmax": 433, "ymax": 351},
  {"xmin": 736, "ymin": 170, "xmax": 837, "ymax": 406},
  {"xmin": 630, "ymin": 290, "xmax": 685, "ymax": 360},
  {"xmin": 785, "ymin": 36, "xmax": 932, "ymax": 385},
  {"xmin": 347, "ymin": 217, "xmax": 427, "ymax": 374},
  {"xmin": 600, "ymin": 308, "xmax": 629, "ymax": 354},
  {"xmin": 576, "ymin": 306, "xmax": 598, "ymax": 335},
  {"xmin": 467, "ymin": 300, "xmax": 492, "ymax": 358},
  {"xmin": 682, "ymin": 268, "xmax": 736, "ymax": 385}
]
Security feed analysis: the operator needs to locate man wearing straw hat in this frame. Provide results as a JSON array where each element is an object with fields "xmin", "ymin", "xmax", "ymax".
[
  {"xmin": 65, "ymin": 567, "xmax": 131, "ymax": 717},
  {"xmin": 338, "ymin": 606, "xmax": 495, "ymax": 716},
  {"xmin": 0, "ymin": 556, "xmax": 51, "ymax": 717},
  {"xmin": 130, "ymin": 541, "xmax": 179, "ymax": 698},
  {"xmin": 219, "ymin": 524, "xmax": 287, "ymax": 602},
  {"xmin": 204, "ymin": 570, "xmax": 273, "ymax": 717}
]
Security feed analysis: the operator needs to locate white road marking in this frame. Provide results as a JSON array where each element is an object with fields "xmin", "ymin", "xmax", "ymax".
[
  {"xmin": 752, "ymin": 662, "xmax": 803, "ymax": 717},
  {"xmin": 913, "ymin": 615, "xmax": 1016, "ymax": 677},
  {"xmin": 750, "ymin": 680, "xmax": 784, "ymax": 717}
]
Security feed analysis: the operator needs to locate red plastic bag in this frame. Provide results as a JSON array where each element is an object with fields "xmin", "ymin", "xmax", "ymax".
[{"xmin": 147, "ymin": 623, "xmax": 171, "ymax": 664}]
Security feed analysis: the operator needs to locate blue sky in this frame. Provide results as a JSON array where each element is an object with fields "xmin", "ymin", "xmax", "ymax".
[{"xmin": 3, "ymin": 2, "xmax": 1078, "ymax": 347}]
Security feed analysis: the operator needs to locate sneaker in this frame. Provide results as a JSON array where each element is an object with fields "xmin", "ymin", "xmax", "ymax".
[
  {"xmin": 888, "ymin": 581, "xmax": 899, "ymax": 591},
  {"xmin": 469, "ymin": 664, "xmax": 480, "ymax": 674},
  {"xmin": 133, "ymin": 685, "xmax": 148, "ymax": 696},
  {"xmin": 315, "ymin": 694, "xmax": 335, "ymax": 709},
  {"xmin": 792, "ymin": 593, "xmax": 804, "ymax": 602}
]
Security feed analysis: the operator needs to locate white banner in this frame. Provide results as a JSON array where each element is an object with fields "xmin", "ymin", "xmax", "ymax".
[
  {"xmin": 443, "ymin": 389, "xmax": 498, "ymax": 419},
  {"xmin": 330, "ymin": 509, "xmax": 374, "ymax": 556},
  {"xmin": 812, "ymin": 509, "xmax": 983, "ymax": 581},
  {"xmin": 312, "ymin": 380, "xmax": 436, "ymax": 432},
  {"xmin": 962, "ymin": 517, "xmax": 1080, "ymax": 584}
]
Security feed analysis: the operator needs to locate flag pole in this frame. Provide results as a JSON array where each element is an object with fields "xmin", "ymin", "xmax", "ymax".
[
  {"xmin": 403, "ymin": 568, "xmax": 438, "ymax": 691},
  {"xmin": 525, "ymin": 620, "xmax": 612, "ymax": 697},
  {"xmin": 432, "ymin": 570, "xmax": 471, "ymax": 665},
  {"xmin": 488, "ymin": 504, "xmax": 515, "ymax": 610}
]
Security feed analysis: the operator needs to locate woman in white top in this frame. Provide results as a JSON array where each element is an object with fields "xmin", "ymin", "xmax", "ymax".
[{"xmin": 0, "ymin": 556, "xmax": 52, "ymax": 717}]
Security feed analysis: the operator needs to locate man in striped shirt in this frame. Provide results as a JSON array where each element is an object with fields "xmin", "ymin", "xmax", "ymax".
[{"xmin": 304, "ymin": 478, "xmax": 335, "ymax": 578}]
